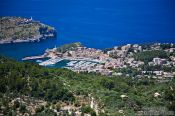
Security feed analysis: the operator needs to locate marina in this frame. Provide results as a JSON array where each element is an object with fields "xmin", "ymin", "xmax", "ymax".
[
  {"xmin": 21, "ymin": 44, "xmax": 110, "ymax": 74},
  {"xmin": 39, "ymin": 58, "xmax": 63, "ymax": 66},
  {"xmin": 37, "ymin": 58, "xmax": 99, "ymax": 69},
  {"xmin": 66, "ymin": 60, "xmax": 98, "ymax": 71}
]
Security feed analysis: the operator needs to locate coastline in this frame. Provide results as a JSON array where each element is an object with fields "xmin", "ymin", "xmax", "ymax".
[
  {"xmin": 0, "ymin": 34, "xmax": 56, "ymax": 44},
  {"xmin": 21, "ymin": 42, "xmax": 175, "ymax": 77}
]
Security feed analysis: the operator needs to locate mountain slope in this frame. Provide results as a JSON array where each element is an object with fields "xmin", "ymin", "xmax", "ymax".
[{"xmin": 0, "ymin": 56, "xmax": 174, "ymax": 115}]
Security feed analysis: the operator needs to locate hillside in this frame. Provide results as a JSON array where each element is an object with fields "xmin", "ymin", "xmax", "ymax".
[
  {"xmin": 0, "ymin": 17, "xmax": 57, "ymax": 44},
  {"xmin": 0, "ymin": 56, "xmax": 174, "ymax": 115},
  {"xmin": 56, "ymin": 42, "xmax": 83, "ymax": 53}
]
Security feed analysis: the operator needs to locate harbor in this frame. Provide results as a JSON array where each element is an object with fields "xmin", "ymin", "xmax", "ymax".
[
  {"xmin": 39, "ymin": 58, "xmax": 63, "ymax": 66},
  {"xmin": 21, "ymin": 44, "xmax": 119, "ymax": 75},
  {"xmin": 66, "ymin": 60, "xmax": 98, "ymax": 70},
  {"xmin": 38, "ymin": 57, "xmax": 99, "ymax": 69}
]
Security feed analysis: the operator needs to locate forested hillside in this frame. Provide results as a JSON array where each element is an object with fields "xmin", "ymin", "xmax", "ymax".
[{"xmin": 0, "ymin": 56, "xmax": 174, "ymax": 115}]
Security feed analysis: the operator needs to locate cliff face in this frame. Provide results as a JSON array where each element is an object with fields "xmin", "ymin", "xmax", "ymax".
[{"xmin": 0, "ymin": 17, "xmax": 57, "ymax": 44}]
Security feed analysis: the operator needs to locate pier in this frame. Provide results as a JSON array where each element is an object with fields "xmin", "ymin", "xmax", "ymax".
[
  {"xmin": 39, "ymin": 58, "xmax": 63, "ymax": 66},
  {"xmin": 22, "ymin": 55, "xmax": 46, "ymax": 61}
]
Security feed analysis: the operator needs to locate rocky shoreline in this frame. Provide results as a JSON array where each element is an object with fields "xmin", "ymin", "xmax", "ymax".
[{"xmin": 0, "ymin": 34, "xmax": 56, "ymax": 44}]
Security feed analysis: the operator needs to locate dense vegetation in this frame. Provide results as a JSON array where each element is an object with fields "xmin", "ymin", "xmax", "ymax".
[
  {"xmin": 134, "ymin": 50, "xmax": 169, "ymax": 63},
  {"xmin": 0, "ymin": 17, "xmax": 56, "ymax": 42},
  {"xmin": 56, "ymin": 42, "xmax": 83, "ymax": 53},
  {"xmin": 160, "ymin": 44, "xmax": 175, "ymax": 50},
  {"xmin": 0, "ymin": 56, "xmax": 174, "ymax": 115},
  {"xmin": 0, "ymin": 56, "xmax": 74, "ymax": 102}
]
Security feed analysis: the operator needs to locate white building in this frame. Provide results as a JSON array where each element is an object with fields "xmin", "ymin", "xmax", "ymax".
[{"xmin": 153, "ymin": 58, "xmax": 166, "ymax": 65}]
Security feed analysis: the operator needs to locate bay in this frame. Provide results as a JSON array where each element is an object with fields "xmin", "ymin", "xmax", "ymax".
[{"xmin": 0, "ymin": 0, "xmax": 175, "ymax": 60}]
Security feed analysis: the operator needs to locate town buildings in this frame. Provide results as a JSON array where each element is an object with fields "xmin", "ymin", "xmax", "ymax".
[{"xmin": 23, "ymin": 43, "xmax": 175, "ymax": 79}]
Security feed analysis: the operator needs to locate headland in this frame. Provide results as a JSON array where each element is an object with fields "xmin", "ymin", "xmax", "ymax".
[{"xmin": 0, "ymin": 17, "xmax": 57, "ymax": 44}]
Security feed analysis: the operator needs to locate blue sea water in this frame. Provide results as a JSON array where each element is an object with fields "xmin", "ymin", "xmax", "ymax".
[{"xmin": 0, "ymin": 0, "xmax": 175, "ymax": 60}]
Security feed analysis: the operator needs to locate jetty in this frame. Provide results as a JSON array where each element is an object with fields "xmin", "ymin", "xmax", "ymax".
[{"xmin": 22, "ymin": 55, "xmax": 46, "ymax": 60}]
